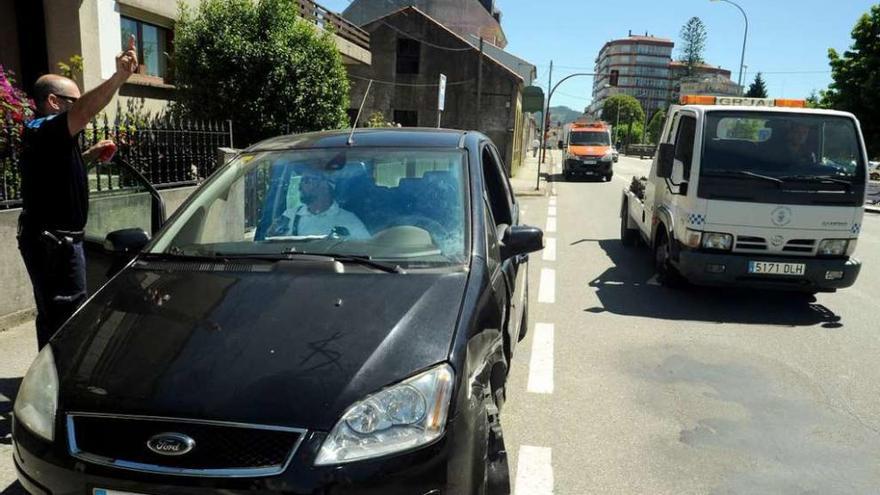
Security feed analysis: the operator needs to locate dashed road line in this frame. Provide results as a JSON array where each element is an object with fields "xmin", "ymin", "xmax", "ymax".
[
  {"xmin": 548, "ymin": 196, "xmax": 557, "ymax": 206},
  {"xmin": 538, "ymin": 268, "xmax": 555, "ymax": 303},
  {"xmin": 514, "ymin": 445, "xmax": 554, "ymax": 495},
  {"xmin": 527, "ymin": 323, "xmax": 554, "ymax": 394},
  {"xmin": 547, "ymin": 206, "xmax": 557, "ymax": 217},
  {"xmin": 542, "ymin": 237, "xmax": 556, "ymax": 261},
  {"xmin": 546, "ymin": 217, "xmax": 557, "ymax": 233}
]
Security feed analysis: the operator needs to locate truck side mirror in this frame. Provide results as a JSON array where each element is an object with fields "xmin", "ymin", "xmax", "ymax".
[{"xmin": 657, "ymin": 143, "xmax": 675, "ymax": 179}]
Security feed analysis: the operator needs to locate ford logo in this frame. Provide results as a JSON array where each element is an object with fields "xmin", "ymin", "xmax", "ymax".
[{"xmin": 146, "ymin": 433, "xmax": 195, "ymax": 456}]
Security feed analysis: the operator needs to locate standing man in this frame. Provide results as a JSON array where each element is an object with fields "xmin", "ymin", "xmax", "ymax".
[
  {"xmin": 531, "ymin": 137, "xmax": 540, "ymax": 158},
  {"xmin": 18, "ymin": 36, "xmax": 139, "ymax": 348}
]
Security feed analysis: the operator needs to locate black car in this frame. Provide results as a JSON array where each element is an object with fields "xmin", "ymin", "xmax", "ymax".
[{"xmin": 12, "ymin": 129, "xmax": 543, "ymax": 495}]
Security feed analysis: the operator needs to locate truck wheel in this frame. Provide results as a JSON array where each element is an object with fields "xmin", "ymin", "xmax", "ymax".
[
  {"xmin": 563, "ymin": 170, "xmax": 572, "ymax": 181},
  {"xmin": 604, "ymin": 172, "xmax": 614, "ymax": 182},
  {"xmin": 620, "ymin": 203, "xmax": 639, "ymax": 247},
  {"xmin": 654, "ymin": 232, "xmax": 684, "ymax": 288}
]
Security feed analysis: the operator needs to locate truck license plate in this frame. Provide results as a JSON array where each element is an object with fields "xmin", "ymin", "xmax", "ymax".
[
  {"xmin": 582, "ymin": 159, "xmax": 596, "ymax": 165},
  {"xmin": 94, "ymin": 490, "xmax": 149, "ymax": 495},
  {"xmin": 748, "ymin": 261, "xmax": 806, "ymax": 276}
]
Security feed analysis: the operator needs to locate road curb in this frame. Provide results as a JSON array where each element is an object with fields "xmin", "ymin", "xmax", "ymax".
[{"xmin": 865, "ymin": 205, "xmax": 880, "ymax": 214}]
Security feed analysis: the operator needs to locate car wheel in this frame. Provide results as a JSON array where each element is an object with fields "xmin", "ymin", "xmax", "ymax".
[
  {"xmin": 620, "ymin": 203, "xmax": 639, "ymax": 247},
  {"xmin": 654, "ymin": 231, "xmax": 684, "ymax": 288},
  {"xmin": 484, "ymin": 399, "xmax": 511, "ymax": 495},
  {"xmin": 604, "ymin": 173, "xmax": 614, "ymax": 182},
  {"xmin": 563, "ymin": 170, "xmax": 572, "ymax": 181}
]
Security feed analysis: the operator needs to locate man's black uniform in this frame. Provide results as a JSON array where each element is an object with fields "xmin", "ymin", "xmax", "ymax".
[{"xmin": 17, "ymin": 112, "xmax": 89, "ymax": 348}]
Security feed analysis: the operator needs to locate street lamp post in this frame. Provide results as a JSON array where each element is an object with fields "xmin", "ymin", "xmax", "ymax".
[{"xmin": 711, "ymin": 0, "xmax": 749, "ymax": 90}]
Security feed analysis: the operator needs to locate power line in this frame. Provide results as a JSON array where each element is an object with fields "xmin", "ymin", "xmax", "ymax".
[{"xmin": 349, "ymin": 74, "xmax": 474, "ymax": 88}]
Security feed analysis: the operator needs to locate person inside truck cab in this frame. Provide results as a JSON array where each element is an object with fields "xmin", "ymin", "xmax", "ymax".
[{"xmin": 777, "ymin": 121, "xmax": 818, "ymax": 166}]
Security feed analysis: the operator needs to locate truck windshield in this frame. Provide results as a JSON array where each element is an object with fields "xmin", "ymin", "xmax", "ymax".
[
  {"xmin": 570, "ymin": 131, "xmax": 610, "ymax": 146},
  {"xmin": 701, "ymin": 112, "xmax": 864, "ymax": 182}
]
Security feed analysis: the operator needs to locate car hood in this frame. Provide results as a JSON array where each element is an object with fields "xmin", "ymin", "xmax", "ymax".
[
  {"xmin": 53, "ymin": 262, "xmax": 468, "ymax": 430},
  {"xmin": 569, "ymin": 145, "xmax": 610, "ymax": 157}
]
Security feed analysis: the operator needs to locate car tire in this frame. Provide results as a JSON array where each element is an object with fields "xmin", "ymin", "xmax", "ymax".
[
  {"xmin": 654, "ymin": 231, "xmax": 685, "ymax": 288},
  {"xmin": 483, "ymin": 399, "xmax": 511, "ymax": 495},
  {"xmin": 563, "ymin": 170, "xmax": 572, "ymax": 181},
  {"xmin": 620, "ymin": 203, "xmax": 639, "ymax": 247},
  {"xmin": 604, "ymin": 172, "xmax": 614, "ymax": 182}
]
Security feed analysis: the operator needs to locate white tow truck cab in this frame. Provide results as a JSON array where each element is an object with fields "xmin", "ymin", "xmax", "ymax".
[{"xmin": 621, "ymin": 95, "xmax": 868, "ymax": 293}]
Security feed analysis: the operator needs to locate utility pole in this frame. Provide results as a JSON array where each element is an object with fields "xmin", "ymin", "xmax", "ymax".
[
  {"xmin": 476, "ymin": 37, "xmax": 484, "ymax": 130},
  {"xmin": 539, "ymin": 60, "xmax": 553, "ymax": 167}
]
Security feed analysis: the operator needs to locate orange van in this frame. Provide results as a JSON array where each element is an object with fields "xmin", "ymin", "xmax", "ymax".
[{"xmin": 563, "ymin": 121, "xmax": 615, "ymax": 181}]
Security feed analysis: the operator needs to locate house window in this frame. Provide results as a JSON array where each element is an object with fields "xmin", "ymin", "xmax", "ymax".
[
  {"xmin": 396, "ymin": 38, "xmax": 421, "ymax": 75},
  {"xmin": 393, "ymin": 110, "xmax": 418, "ymax": 127},
  {"xmin": 121, "ymin": 16, "xmax": 171, "ymax": 79}
]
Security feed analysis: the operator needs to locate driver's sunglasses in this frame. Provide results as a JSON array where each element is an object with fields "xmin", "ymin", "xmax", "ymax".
[{"xmin": 52, "ymin": 93, "xmax": 79, "ymax": 103}]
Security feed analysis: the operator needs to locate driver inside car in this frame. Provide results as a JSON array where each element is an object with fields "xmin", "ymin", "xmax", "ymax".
[{"xmin": 272, "ymin": 169, "xmax": 370, "ymax": 239}]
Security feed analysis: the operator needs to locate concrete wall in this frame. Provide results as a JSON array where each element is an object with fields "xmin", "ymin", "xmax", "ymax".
[
  {"xmin": 0, "ymin": 184, "xmax": 197, "ymax": 331},
  {"xmin": 348, "ymin": 9, "xmax": 525, "ymax": 174}
]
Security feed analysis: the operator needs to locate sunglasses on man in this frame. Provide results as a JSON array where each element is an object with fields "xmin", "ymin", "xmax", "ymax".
[{"xmin": 52, "ymin": 93, "xmax": 79, "ymax": 103}]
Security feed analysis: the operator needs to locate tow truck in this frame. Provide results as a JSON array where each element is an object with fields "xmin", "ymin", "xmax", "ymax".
[{"xmin": 621, "ymin": 95, "xmax": 868, "ymax": 293}]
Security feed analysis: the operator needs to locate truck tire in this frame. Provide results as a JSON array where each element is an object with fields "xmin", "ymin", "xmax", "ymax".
[
  {"xmin": 604, "ymin": 172, "xmax": 614, "ymax": 182},
  {"xmin": 654, "ymin": 231, "xmax": 685, "ymax": 288},
  {"xmin": 620, "ymin": 202, "xmax": 639, "ymax": 247}
]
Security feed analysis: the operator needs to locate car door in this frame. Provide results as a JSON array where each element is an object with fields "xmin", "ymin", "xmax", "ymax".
[
  {"xmin": 84, "ymin": 157, "xmax": 166, "ymax": 293},
  {"xmin": 481, "ymin": 142, "xmax": 527, "ymax": 354}
]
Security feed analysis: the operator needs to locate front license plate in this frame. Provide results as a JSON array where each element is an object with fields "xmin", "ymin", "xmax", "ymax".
[
  {"xmin": 582, "ymin": 160, "xmax": 596, "ymax": 165},
  {"xmin": 94, "ymin": 490, "xmax": 150, "ymax": 495},
  {"xmin": 748, "ymin": 261, "xmax": 806, "ymax": 276}
]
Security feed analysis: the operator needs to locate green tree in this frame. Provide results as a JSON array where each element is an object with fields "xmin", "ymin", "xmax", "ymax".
[
  {"xmin": 602, "ymin": 94, "xmax": 644, "ymax": 144},
  {"xmin": 822, "ymin": 5, "xmax": 880, "ymax": 156},
  {"xmin": 647, "ymin": 109, "xmax": 666, "ymax": 144},
  {"xmin": 805, "ymin": 90, "xmax": 824, "ymax": 109},
  {"xmin": 679, "ymin": 17, "xmax": 708, "ymax": 76},
  {"xmin": 173, "ymin": 0, "xmax": 350, "ymax": 146},
  {"xmin": 745, "ymin": 72, "xmax": 768, "ymax": 98}
]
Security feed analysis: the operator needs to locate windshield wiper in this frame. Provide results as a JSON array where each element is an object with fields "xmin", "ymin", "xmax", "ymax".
[
  {"xmin": 213, "ymin": 251, "xmax": 406, "ymax": 274},
  {"xmin": 703, "ymin": 170, "xmax": 783, "ymax": 188},
  {"xmin": 779, "ymin": 175, "xmax": 853, "ymax": 191}
]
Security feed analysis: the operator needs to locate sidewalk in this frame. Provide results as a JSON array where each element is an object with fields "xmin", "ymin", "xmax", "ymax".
[{"xmin": 511, "ymin": 149, "xmax": 561, "ymax": 197}]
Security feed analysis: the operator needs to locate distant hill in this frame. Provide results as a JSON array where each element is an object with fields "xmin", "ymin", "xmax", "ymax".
[{"xmin": 545, "ymin": 106, "xmax": 584, "ymax": 126}]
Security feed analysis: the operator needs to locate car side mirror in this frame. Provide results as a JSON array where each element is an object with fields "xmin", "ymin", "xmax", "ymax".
[
  {"xmin": 500, "ymin": 225, "xmax": 544, "ymax": 260},
  {"xmin": 657, "ymin": 143, "xmax": 675, "ymax": 179},
  {"xmin": 105, "ymin": 228, "xmax": 151, "ymax": 254}
]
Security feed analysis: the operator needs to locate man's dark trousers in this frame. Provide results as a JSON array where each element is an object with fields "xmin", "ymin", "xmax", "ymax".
[{"xmin": 17, "ymin": 230, "xmax": 87, "ymax": 348}]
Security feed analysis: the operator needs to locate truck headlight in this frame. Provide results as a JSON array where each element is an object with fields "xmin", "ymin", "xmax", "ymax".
[
  {"xmin": 601, "ymin": 152, "xmax": 614, "ymax": 162},
  {"xmin": 315, "ymin": 364, "xmax": 454, "ymax": 465},
  {"xmin": 13, "ymin": 346, "xmax": 59, "ymax": 442},
  {"xmin": 818, "ymin": 239, "xmax": 849, "ymax": 256},
  {"xmin": 701, "ymin": 232, "xmax": 733, "ymax": 251}
]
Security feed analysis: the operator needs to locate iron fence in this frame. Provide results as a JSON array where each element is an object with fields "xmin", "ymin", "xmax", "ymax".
[{"xmin": 0, "ymin": 118, "xmax": 232, "ymax": 209}]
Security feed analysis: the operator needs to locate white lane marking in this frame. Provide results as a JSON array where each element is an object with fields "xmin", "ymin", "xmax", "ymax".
[
  {"xmin": 543, "ymin": 237, "xmax": 556, "ymax": 261},
  {"xmin": 547, "ymin": 206, "xmax": 557, "ymax": 217},
  {"xmin": 527, "ymin": 323, "xmax": 555, "ymax": 394},
  {"xmin": 548, "ymin": 196, "xmax": 557, "ymax": 206},
  {"xmin": 515, "ymin": 446, "xmax": 554, "ymax": 495},
  {"xmin": 546, "ymin": 217, "xmax": 557, "ymax": 233},
  {"xmin": 538, "ymin": 268, "xmax": 555, "ymax": 303}
]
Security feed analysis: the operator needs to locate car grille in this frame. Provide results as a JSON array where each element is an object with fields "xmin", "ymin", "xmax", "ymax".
[
  {"xmin": 782, "ymin": 239, "xmax": 816, "ymax": 254},
  {"xmin": 67, "ymin": 413, "xmax": 306, "ymax": 477},
  {"xmin": 735, "ymin": 236, "xmax": 767, "ymax": 251}
]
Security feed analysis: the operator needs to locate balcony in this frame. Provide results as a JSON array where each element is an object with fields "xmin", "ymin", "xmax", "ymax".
[{"xmin": 296, "ymin": 0, "xmax": 371, "ymax": 65}]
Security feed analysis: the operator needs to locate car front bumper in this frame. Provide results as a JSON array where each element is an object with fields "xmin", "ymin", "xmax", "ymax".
[
  {"xmin": 564, "ymin": 158, "xmax": 612, "ymax": 176},
  {"xmin": 675, "ymin": 251, "xmax": 861, "ymax": 292},
  {"xmin": 13, "ymin": 415, "xmax": 470, "ymax": 495}
]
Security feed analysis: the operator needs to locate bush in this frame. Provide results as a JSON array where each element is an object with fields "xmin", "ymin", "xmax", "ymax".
[{"xmin": 173, "ymin": 0, "xmax": 351, "ymax": 147}]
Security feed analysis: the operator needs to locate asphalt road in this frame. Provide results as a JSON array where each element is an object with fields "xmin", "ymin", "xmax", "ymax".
[
  {"xmin": 2, "ymin": 155, "xmax": 879, "ymax": 494},
  {"xmin": 504, "ymin": 155, "xmax": 880, "ymax": 494}
]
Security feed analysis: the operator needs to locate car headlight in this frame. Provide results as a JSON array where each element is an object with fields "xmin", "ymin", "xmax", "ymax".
[
  {"xmin": 315, "ymin": 363, "xmax": 454, "ymax": 465},
  {"xmin": 818, "ymin": 239, "xmax": 849, "ymax": 256},
  {"xmin": 13, "ymin": 346, "xmax": 59, "ymax": 442},
  {"xmin": 601, "ymin": 152, "xmax": 614, "ymax": 161},
  {"xmin": 701, "ymin": 232, "xmax": 733, "ymax": 251}
]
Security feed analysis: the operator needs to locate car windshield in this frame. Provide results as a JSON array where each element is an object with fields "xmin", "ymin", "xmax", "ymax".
[
  {"xmin": 701, "ymin": 111, "xmax": 864, "ymax": 181},
  {"xmin": 570, "ymin": 131, "xmax": 610, "ymax": 146},
  {"xmin": 149, "ymin": 148, "xmax": 469, "ymax": 267}
]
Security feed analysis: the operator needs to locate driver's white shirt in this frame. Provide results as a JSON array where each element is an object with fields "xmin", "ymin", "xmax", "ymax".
[{"xmin": 282, "ymin": 202, "xmax": 370, "ymax": 239}]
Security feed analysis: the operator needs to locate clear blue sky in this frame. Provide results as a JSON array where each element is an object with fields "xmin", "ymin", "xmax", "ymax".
[{"xmin": 321, "ymin": 0, "xmax": 875, "ymax": 111}]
